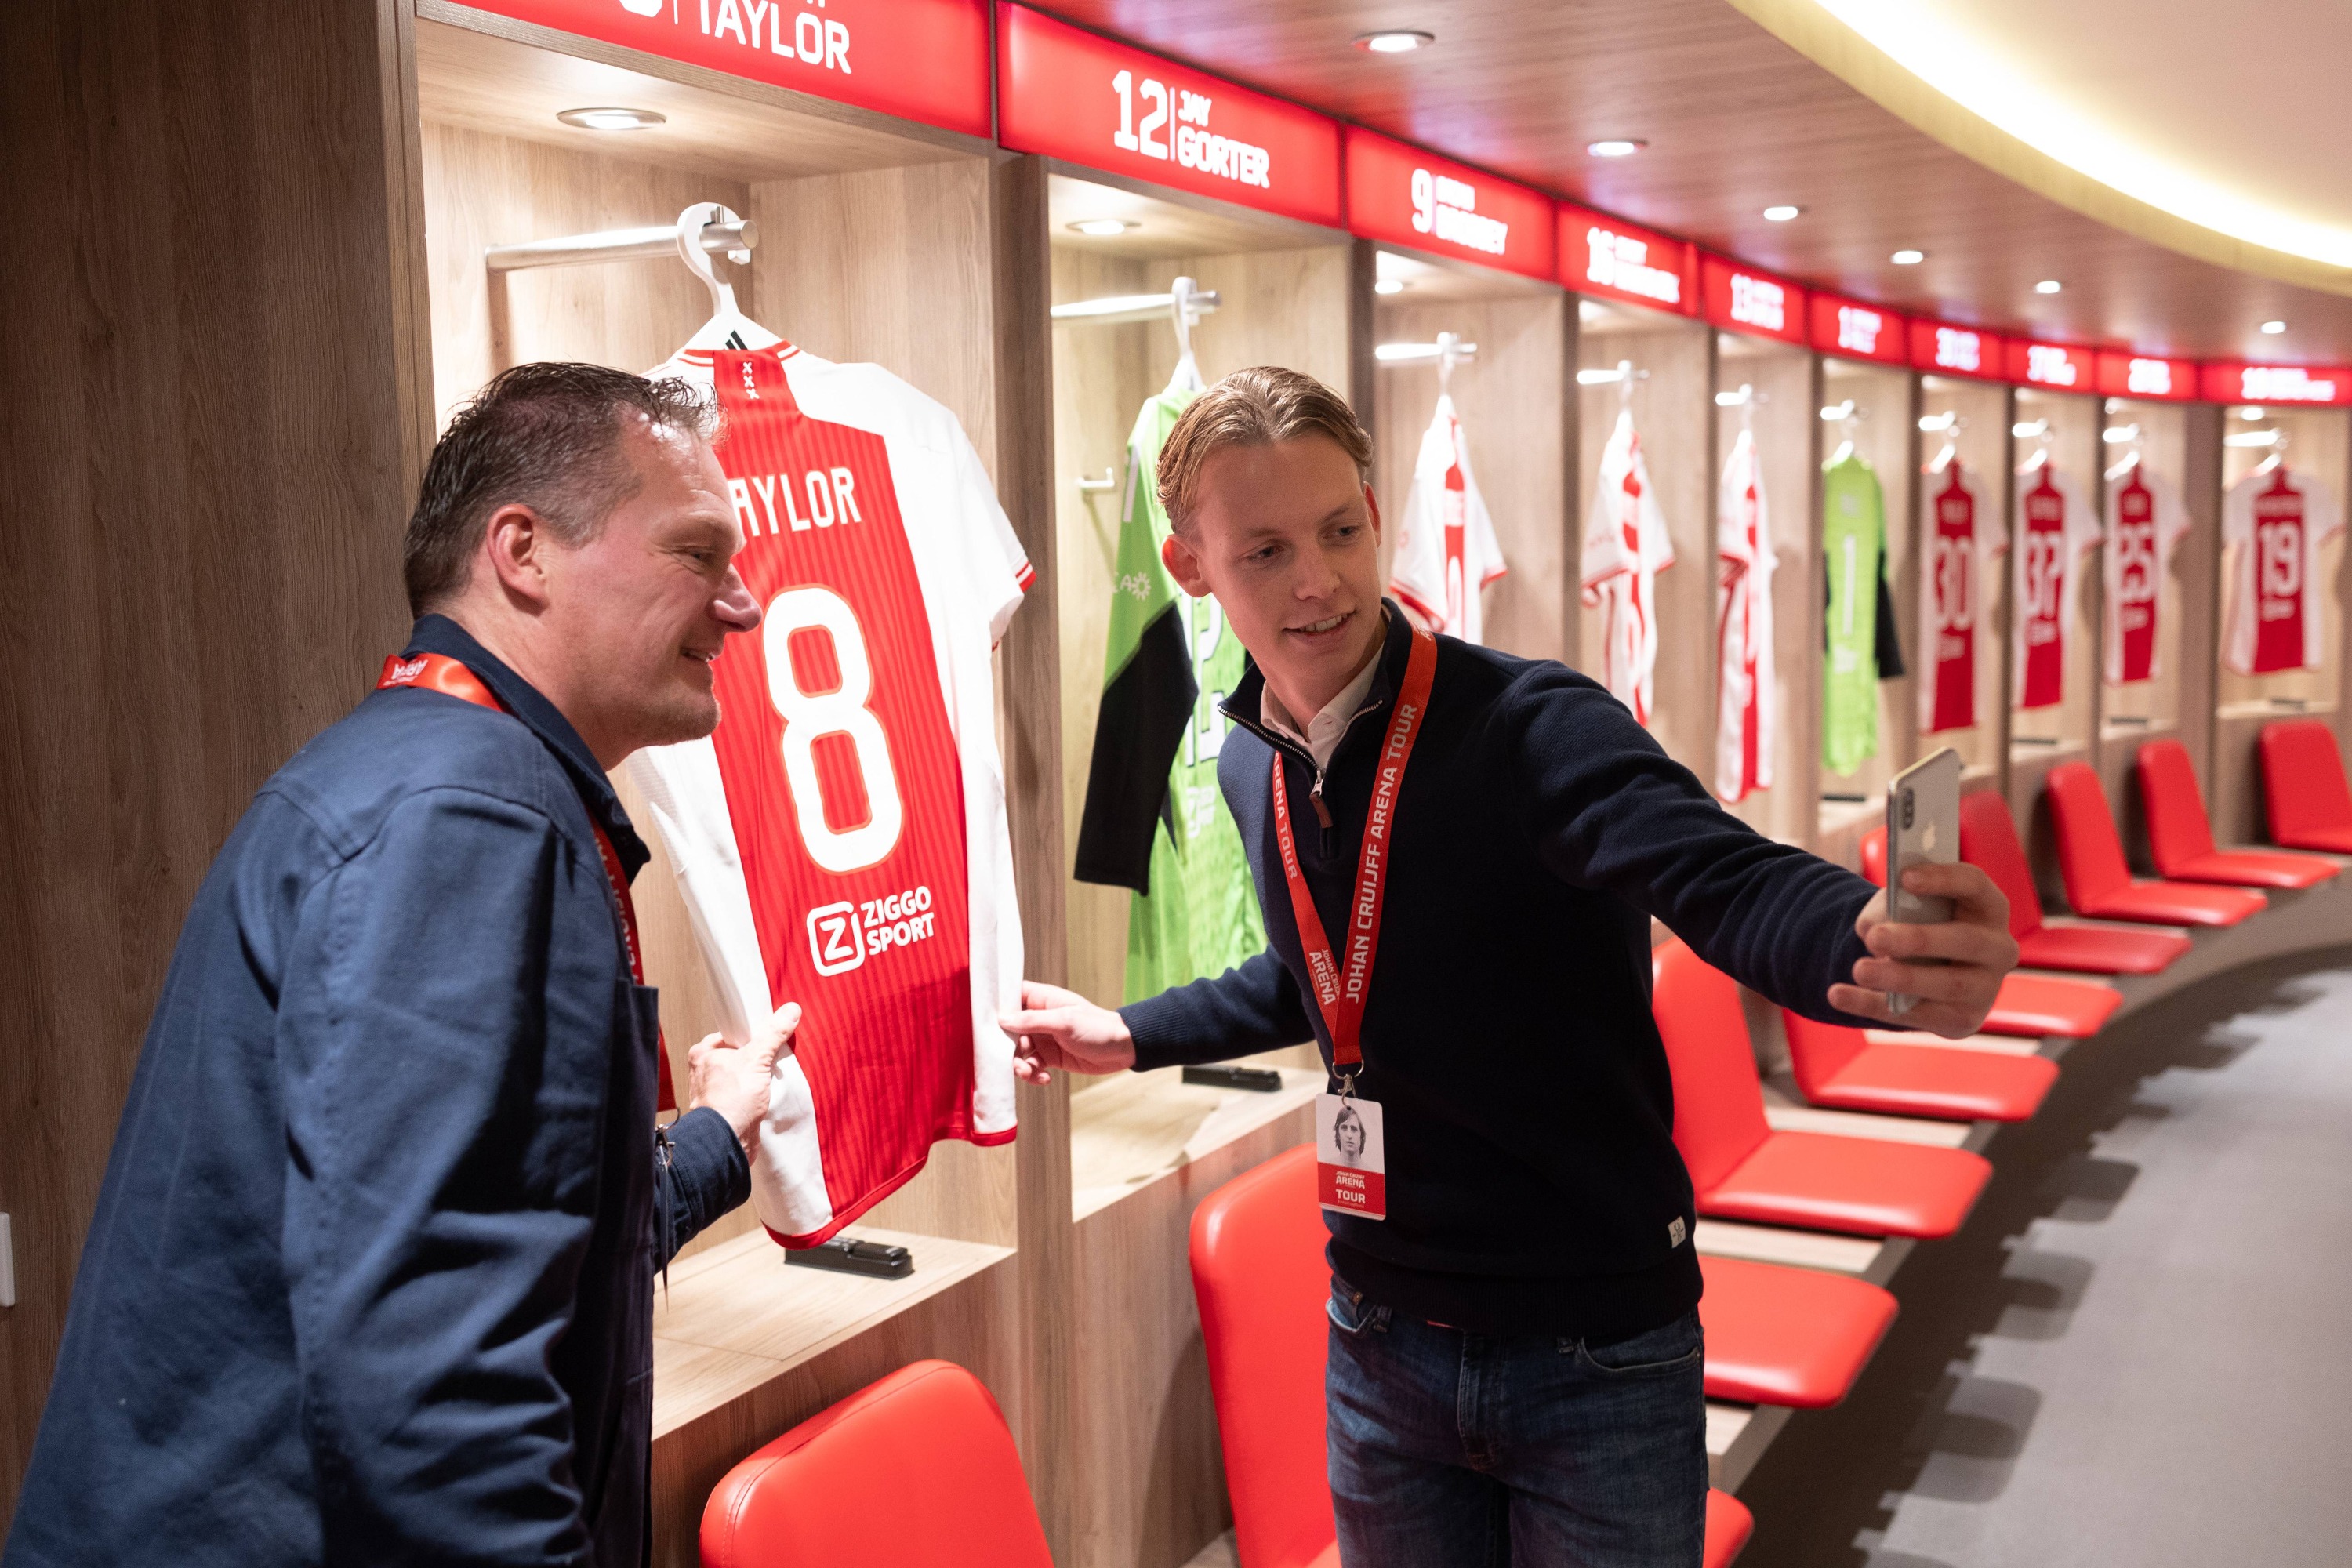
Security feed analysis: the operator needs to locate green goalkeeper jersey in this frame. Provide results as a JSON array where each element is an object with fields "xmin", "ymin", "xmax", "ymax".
[
  {"xmin": 1821, "ymin": 453, "xmax": 1887, "ymax": 776},
  {"xmin": 1072, "ymin": 387, "xmax": 1265, "ymax": 1002}
]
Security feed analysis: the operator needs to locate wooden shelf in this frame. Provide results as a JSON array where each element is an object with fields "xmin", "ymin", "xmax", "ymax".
[
  {"xmin": 651, "ymin": 1225, "xmax": 1012, "ymax": 1437},
  {"xmin": 1069, "ymin": 1058, "xmax": 1323, "ymax": 1221}
]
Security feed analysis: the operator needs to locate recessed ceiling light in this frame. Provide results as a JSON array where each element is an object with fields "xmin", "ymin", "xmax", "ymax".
[
  {"xmin": 557, "ymin": 106, "xmax": 666, "ymax": 132},
  {"xmin": 1067, "ymin": 219, "xmax": 1138, "ymax": 238},
  {"xmin": 2261, "ymin": 319, "xmax": 2288, "ymax": 334},
  {"xmin": 1374, "ymin": 278, "xmax": 1406, "ymax": 296},
  {"xmin": 2034, "ymin": 279, "xmax": 2063, "ymax": 294},
  {"xmin": 1587, "ymin": 139, "xmax": 1646, "ymax": 158},
  {"xmin": 1354, "ymin": 30, "xmax": 1433, "ymax": 53},
  {"xmin": 2238, "ymin": 405, "xmax": 2267, "ymax": 420},
  {"xmin": 1890, "ymin": 249, "xmax": 1926, "ymax": 265},
  {"xmin": 1762, "ymin": 205, "xmax": 1802, "ymax": 223}
]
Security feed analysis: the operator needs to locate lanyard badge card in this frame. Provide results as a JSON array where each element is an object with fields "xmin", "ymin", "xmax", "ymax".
[{"xmin": 1272, "ymin": 626, "xmax": 1437, "ymax": 1222}]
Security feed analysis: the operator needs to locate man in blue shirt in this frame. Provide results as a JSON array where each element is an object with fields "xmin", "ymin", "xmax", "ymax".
[
  {"xmin": 7, "ymin": 364, "xmax": 795, "ymax": 1567},
  {"xmin": 1007, "ymin": 368, "xmax": 2018, "ymax": 1567}
]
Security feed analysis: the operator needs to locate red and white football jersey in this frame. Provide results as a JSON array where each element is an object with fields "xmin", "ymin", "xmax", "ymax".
[
  {"xmin": 1919, "ymin": 460, "xmax": 2005, "ymax": 734},
  {"xmin": 629, "ymin": 332, "xmax": 1031, "ymax": 1247},
  {"xmin": 1391, "ymin": 395, "xmax": 1507, "ymax": 644},
  {"xmin": 2224, "ymin": 464, "xmax": 2344, "ymax": 676},
  {"xmin": 1581, "ymin": 409, "xmax": 1676, "ymax": 724},
  {"xmin": 1713, "ymin": 429, "xmax": 1775, "ymax": 803},
  {"xmin": 2012, "ymin": 464, "xmax": 2099, "ymax": 710},
  {"xmin": 2103, "ymin": 458, "xmax": 2192, "ymax": 685}
]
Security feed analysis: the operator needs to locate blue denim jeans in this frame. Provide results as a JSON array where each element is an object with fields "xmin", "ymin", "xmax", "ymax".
[{"xmin": 1326, "ymin": 1276, "xmax": 1708, "ymax": 1568}]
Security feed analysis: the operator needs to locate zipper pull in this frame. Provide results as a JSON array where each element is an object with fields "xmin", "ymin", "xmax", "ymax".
[{"xmin": 1311, "ymin": 773, "xmax": 1335, "ymax": 855}]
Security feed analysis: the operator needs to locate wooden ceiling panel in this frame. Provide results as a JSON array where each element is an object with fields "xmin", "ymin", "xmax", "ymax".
[{"xmin": 1036, "ymin": 1, "xmax": 2352, "ymax": 361}]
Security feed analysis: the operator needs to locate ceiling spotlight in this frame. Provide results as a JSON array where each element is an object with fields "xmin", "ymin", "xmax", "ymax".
[
  {"xmin": 1374, "ymin": 278, "xmax": 1406, "ymax": 296},
  {"xmin": 2239, "ymin": 405, "xmax": 2267, "ymax": 420},
  {"xmin": 1354, "ymin": 30, "xmax": 1434, "ymax": 53},
  {"xmin": 2261, "ymin": 319, "xmax": 2288, "ymax": 334},
  {"xmin": 557, "ymin": 106, "xmax": 666, "ymax": 132},
  {"xmin": 2035, "ymin": 279, "xmax": 2063, "ymax": 294},
  {"xmin": 1762, "ymin": 205, "xmax": 1802, "ymax": 222},
  {"xmin": 1067, "ymin": 219, "xmax": 1138, "ymax": 238},
  {"xmin": 1587, "ymin": 139, "xmax": 1646, "ymax": 158},
  {"xmin": 1890, "ymin": 249, "xmax": 1926, "ymax": 265}
]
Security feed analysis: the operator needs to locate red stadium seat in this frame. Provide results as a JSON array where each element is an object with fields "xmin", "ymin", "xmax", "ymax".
[
  {"xmin": 2259, "ymin": 720, "xmax": 2352, "ymax": 853},
  {"xmin": 1782, "ymin": 1010, "xmax": 2056, "ymax": 1122},
  {"xmin": 1651, "ymin": 940, "xmax": 1991, "ymax": 1239},
  {"xmin": 1697, "ymin": 1254, "xmax": 1897, "ymax": 1408},
  {"xmin": 1189, "ymin": 1145, "xmax": 1338, "ymax": 1568},
  {"xmin": 2045, "ymin": 763, "xmax": 2265, "ymax": 927},
  {"xmin": 1190, "ymin": 1145, "xmax": 1756, "ymax": 1566},
  {"xmin": 700, "ymin": 1360, "xmax": 1051, "ymax": 1568},
  {"xmin": 2137, "ymin": 739, "xmax": 2336, "ymax": 888},
  {"xmin": 1956, "ymin": 792, "xmax": 2190, "ymax": 975}
]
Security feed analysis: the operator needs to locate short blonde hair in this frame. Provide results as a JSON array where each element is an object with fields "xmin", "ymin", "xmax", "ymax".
[{"xmin": 1156, "ymin": 366, "xmax": 1371, "ymax": 534}]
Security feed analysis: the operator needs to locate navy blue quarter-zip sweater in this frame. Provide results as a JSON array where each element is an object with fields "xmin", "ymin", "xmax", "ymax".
[{"xmin": 1121, "ymin": 605, "xmax": 1877, "ymax": 1338}]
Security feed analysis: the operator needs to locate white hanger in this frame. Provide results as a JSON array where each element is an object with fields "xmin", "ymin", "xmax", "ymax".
[
  {"xmin": 1166, "ymin": 275, "xmax": 1207, "ymax": 394},
  {"xmin": 678, "ymin": 202, "xmax": 781, "ymax": 351},
  {"xmin": 2104, "ymin": 423, "xmax": 2143, "ymax": 484},
  {"xmin": 1436, "ymin": 331, "xmax": 1467, "ymax": 397},
  {"xmin": 1823, "ymin": 400, "xmax": 1860, "ymax": 467},
  {"xmin": 1616, "ymin": 358, "xmax": 1637, "ymax": 414},
  {"xmin": 2016, "ymin": 418, "xmax": 2053, "ymax": 475},
  {"xmin": 2255, "ymin": 426, "xmax": 2290, "ymax": 477}
]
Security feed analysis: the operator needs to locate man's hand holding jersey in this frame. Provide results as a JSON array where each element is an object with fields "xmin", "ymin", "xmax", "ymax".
[
  {"xmin": 1003, "ymin": 982, "xmax": 1135, "ymax": 1084},
  {"xmin": 1829, "ymin": 860, "xmax": 2020, "ymax": 1038}
]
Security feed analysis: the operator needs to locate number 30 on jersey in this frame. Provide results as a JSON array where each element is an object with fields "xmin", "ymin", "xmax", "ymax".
[{"xmin": 765, "ymin": 585, "xmax": 904, "ymax": 874}]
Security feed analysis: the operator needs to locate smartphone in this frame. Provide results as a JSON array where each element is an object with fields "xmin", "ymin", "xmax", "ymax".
[{"xmin": 1883, "ymin": 747, "xmax": 1962, "ymax": 1015}]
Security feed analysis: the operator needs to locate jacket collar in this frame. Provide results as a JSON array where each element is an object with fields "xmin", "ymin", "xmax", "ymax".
[
  {"xmin": 1222, "ymin": 601, "xmax": 1414, "ymax": 773},
  {"xmin": 401, "ymin": 614, "xmax": 650, "ymax": 878}
]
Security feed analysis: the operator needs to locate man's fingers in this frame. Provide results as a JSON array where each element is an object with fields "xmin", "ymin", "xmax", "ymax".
[
  {"xmin": 1901, "ymin": 861, "xmax": 2010, "ymax": 927},
  {"xmin": 1848, "ymin": 955, "xmax": 1996, "ymax": 1004},
  {"xmin": 1864, "ymin": 916, "xmax": 2016, "ymax": 968},
  {"xmin": 1825, "ymin": 983, "xmax": 1900, "ymax": 1025},
  {"xmin": 745, "ymin": 1003, "xmax": 800, "ymax": 1072},
  {"xmin": 999, "ymin": 1005, "xmax": 1080, "ymax": 1040},
  {"xmin": 1017, "ymin": 980, "xmax": 1083, "ymax": 1011}
]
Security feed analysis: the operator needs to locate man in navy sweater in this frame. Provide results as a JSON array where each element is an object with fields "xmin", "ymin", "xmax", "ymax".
[{"xmin": 1006, "ymin": 368, "xmax": 2017, "ymax": 1566}]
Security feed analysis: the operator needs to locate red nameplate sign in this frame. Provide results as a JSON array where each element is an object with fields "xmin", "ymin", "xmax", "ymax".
[
  {"xmin": 2096, "ymin": 351, "xmax": 2195, "ymax": 403},
  {"xmin": 1911, "ymin": 319, "xmax": 2005, "ymax": 380},
  {"xmin": 461, "ymin": 0, "xmax": 990, "ymax": 138},
  {"xmin": 996, "ymin": 3, "xmax": 1342, "ymax": 228},
  {"xmin": 2008, "ymin": 339, "xmax": 2094, "ymax": 390},
  {"xmin": 1343, "ymin": 128, "xmax": 1555, "ymax": 281},
  {"xmin": 1700, "ymin": 255, "xmax": 1806, "ymax": 345},
  {"xmin": 2199, "ymin": 361, "xmax": 2350, "ymax": 407},
  {"xmin": 1558, "ymin": 201, "xmax": 1694, "ymax": 314},
  {"xmin": 1807, "ymin": 291, "xmax": 1908, "ymax": 366}
]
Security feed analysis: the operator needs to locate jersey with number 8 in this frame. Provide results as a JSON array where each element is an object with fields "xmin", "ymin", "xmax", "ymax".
[{"xmin": 629, "ymin": 338, "xmax": 1032, "ymax": 1248}]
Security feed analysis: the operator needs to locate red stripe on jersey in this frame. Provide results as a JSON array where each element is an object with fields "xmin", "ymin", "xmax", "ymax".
[{"xmin": 702, "ymin": 345, "xmax": 977, "ymax": 1227}]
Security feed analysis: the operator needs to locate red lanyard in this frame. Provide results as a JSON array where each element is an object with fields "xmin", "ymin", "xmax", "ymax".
[
  {"xmin": 377, "ymin": 653, "xmax": 677, "ymax": 1112},
  {"xmin": 1269, "ymin": 626, "xmax": 1438, "ymax": 1079}
]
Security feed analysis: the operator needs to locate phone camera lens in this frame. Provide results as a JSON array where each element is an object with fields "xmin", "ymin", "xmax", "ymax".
[{"xmin": 1901, "ymin": 790, "xmax": 1915, "ymax": 829}]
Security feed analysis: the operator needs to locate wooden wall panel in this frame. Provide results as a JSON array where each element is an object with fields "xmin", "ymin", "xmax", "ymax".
[
  {"xmin": 0, "ymin": 0, "xmax": 420, "ymax": 1514},
  {"xmin": 1577, "ymin": 310, "xmax": 1714, "ymax": 776},
  {"xmin": 2093, "ymin": 400, "xmax": 2191, "ymax": 855},
  {"xmin": 2009, "ymin": 389, "xmax": 2101, "ymax": 891},
  {"xmin": 1373, "ymin": 290, "xmax": 1572, "ymax": 665}
]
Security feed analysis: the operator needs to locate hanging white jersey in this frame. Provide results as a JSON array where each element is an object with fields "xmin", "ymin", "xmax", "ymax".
[
  {"xmin": 2012, "ymin": 464, "xmax": 2099, "ymax": 710},
  {"xmin": 2223, "ymin": 464, "xmax": 2343, "ymax": 676},
  {"xmin": 1918, "ymin": 459, "xmax": 2007, "ymax": 734},
  {"xmin": 1581, "ymin": 408, "xmax": 1676, "ymax": 724},
  {"xmin": 629, "ymin": 334, "xmax": 1031, "ymax": 1247},
  {"xmin": 2103, "ymin": 458, "xmax": 2192, "ymax": 685},
  {"xmin": 1391, "ymin": 394, "xmax": 1507, "ymax": 644},
  {"xmin": 1713, "ymin": 429, "xmax": 1776, "ymax": 803}
]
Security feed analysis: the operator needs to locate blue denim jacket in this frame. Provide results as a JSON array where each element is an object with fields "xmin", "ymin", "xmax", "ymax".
[{"xmin": 5, "ymin": 615, "xmax": 748, "ymax": 1567}]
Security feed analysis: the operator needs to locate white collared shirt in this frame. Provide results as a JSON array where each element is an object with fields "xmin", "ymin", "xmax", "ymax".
[{"xmin": 1260, "ymin": 628, "xmax": 1386, "ymax": 773}]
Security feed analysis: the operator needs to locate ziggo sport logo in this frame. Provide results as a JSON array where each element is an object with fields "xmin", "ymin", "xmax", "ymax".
[{"xmin": 807, "ymin": 884, "xmax": 938, "ymax": 977}]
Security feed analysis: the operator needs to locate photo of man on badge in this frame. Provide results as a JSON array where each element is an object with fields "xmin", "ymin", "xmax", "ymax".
[{"xmin": 1000, "ymin": 366, "xmax": 2018, "ymax": 1566}]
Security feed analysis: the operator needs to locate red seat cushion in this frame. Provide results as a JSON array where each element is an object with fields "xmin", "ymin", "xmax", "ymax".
[
  {"xmin": 1697, "ymin": 1255, "xmax": 1897, "ymax": 1408},
  {"xmin": 1190, "ymin": 1144, "xmax": 1337, "ymax": 1568},
  {"xmin": 2046, "ymin": 761, "xmax": 2263, "ymax": 925},
  {"xmin": 2136, "ymin": 738, "xmax": 2220, "ymax": 872},
  {"xmin": 1706, "ymin": 1490, "xmax": 1755, "ymax": 1567},
  {"xmin": 1650, "ymin": 939, "xmax": 1774, "ymax": 1195},
  {"xmin": 1860, "ymin": 824, "xmax": 1888, "ymax": 887},
  {"xmin": 1958, "ymin": 790, "xmax": 2049, "ymax": 942},
  {"xmin": 1698, "ymin": 1130, "xmax": 1991, "ymax": 1239},
  {"xmin": 2074, "ymin": 878, "xmax": 2264, "ymax": 927},
  {"xmin": 1814, "ymin": 1041, "xmax": 2056, "ymax": 1122},
  {"xmin": 2014, "ymin": 923, "xmax": 2188, "ymax": 974},
  {"xmin": 700, "ymin": 1360, "xmax": 1052, "ymax": 1568},
  {"xmin": 2164, "ymin": 848, "xmax": 2337, "ymax": 889},
  {"xmin": 2261, "ymin": 720, "xmax": 2352, "ymax": 849},
  {"xmin": 1979, "ymin": 971, "xmax": 2122, "ymax": 1036}
]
